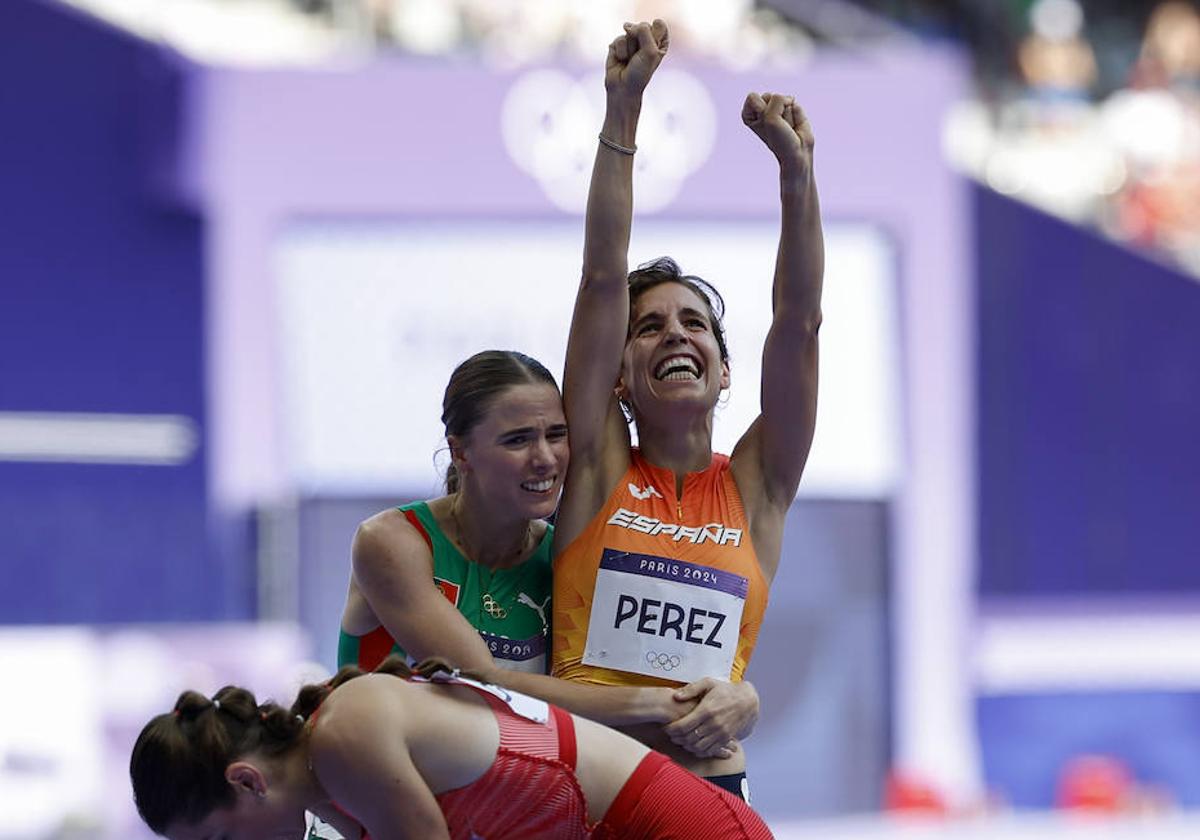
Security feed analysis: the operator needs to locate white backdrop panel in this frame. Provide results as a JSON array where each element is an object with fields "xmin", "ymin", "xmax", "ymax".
[{"xmin": 276, "ymin": 221, "xmax": 901, "ymax": 498}]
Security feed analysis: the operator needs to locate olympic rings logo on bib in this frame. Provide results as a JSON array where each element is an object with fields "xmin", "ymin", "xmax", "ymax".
[
  {"xmin": 583, "ymin": 548, "xmax": 746, "ymax": 683},
  {"xmin": 646, "ymin": 651, "xmax": 682, "ymax": 671}
]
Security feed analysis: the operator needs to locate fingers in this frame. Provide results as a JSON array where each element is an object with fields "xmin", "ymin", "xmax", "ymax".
[
  {"xmin": 743, "ymin": 91, "xmax": 816, "ymax": 153},
  {"xmin": 611, "ymin": 34, "xmax": 630, "ymax": 63},
  {"xmin": 651, "ymin": 18, "xmax": 670, "ymax": 53},
  {"xmin": 672, "ymin": 677, "xmax": 715, "ymax": 703},
  {"xmin": 741, "ymin": 92, "xmax": 766, "ymax": 125},
  {"xmin": 763, "ymin": 91, "xmax": 787, "ymax": 120},
  {"xmin": 624, "ymin": 21, "xmax": 657, "ymax": 56},
  {"xmin": 662, "ymin": 708, "xmax": 704, "ymax": 739},
  {"xmin": 793, "ymin": 103, "xmax": 816, "ymax": 148},
  {"xmin": 783, "ymin": 97, "xmax": 809, "ymax": 130},
  {"xmin": 670, "ymin": 723, "xmax": 736, "ymax": 758},
  {"xmin": 744, "ymin": 92, "xmax": 801, "ymax": 122}
]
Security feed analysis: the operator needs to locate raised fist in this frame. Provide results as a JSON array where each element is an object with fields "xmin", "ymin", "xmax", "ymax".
[
  {"xmin": 606, "ymin": 19, "xmax": 670, "ymax": 99},
  {"xmin": 742, "ymin": 92, "xmax": 815, "ymax": 175}
]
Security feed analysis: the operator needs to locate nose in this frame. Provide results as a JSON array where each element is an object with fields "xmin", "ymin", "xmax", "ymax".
[
  {"xmin": 530, "ymin": 436, "xmax": 554, "ymax": 472},
  {"xmin": 661, "ymin": 317, "xmax": 688, "ymax": 344}
]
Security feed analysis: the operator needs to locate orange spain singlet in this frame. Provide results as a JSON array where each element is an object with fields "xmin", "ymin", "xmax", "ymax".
[{"xmin": 552, "ymin": 450, "xmax": 767, "ymax": 687}]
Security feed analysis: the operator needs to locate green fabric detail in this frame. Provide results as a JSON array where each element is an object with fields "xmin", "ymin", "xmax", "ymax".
[
  {"xmin": 337, "ymin": 500, "xmax": 553, "ymax": 671},
  {"xmin": 336, "ymin": 629, "xmax": 362, "ymax": 669}
]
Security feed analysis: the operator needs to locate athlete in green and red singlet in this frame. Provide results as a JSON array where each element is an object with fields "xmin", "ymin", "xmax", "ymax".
[{"xmin": 339, "ymin": 500, "xmax": 552, "ymax": 674}]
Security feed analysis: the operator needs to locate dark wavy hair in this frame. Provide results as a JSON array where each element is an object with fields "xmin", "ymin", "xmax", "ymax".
[
  {"xmin": 619, "ymin": 257, "xmax": 730, "ymax": 424},
  {"xmin": 627, "ymin": 256, "xmax": 729, "ymax": 364},
  {"xmin": 440, "ymin": 350, "xmax": 560, "ymax": 493},
  {"xmin": 130, "ymin": 656, "xmax": 417, "ymax": 835}
]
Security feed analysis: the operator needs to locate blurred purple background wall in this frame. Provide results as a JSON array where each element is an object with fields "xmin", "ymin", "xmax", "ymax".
[
  {"xmin": 0, "ymin": 0, "xmax": 242, "ymax": 621},
  {"xmin": 973, "ymin": 185, "xmax": 1200, "ymax": 807},
  {"xmin": 976, "ymin": 187, "xmax": 1200, "ymax": 595}
]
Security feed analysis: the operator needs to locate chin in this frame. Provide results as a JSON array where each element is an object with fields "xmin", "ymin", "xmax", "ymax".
[{"xmin": 522, "ymin": 490, "xmax": 561, "ymax": 521}]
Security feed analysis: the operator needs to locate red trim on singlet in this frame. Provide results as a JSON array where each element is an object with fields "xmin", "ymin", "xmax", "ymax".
[
  {"xmin": 402, "ymin": 507, "xmax": 433, "ymax": 548},
  {"xmin": 355, "ymin": 625, "xmax": 396, "ymax": 672},
  {"xmin": 598, "ymin": 750, "xmax": 670, "ymax": 829},
  {"xmin": 353, "ymin": 509, "xmax": 437, "ymax": 672},
  {"xmin": 554, "ymin": 706, "xmax": 577, "ymax": 771}
]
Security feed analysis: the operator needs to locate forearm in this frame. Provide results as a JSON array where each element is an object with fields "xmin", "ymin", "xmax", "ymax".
[
  {"xmin": 493, "ymin": 668, "xmax": 675, "ymax": 726},
  {"xmin": 774, "ymin": 167, "xmax": 825, "ymax": 322},
  {"xmin": 582, "ymin": 95, "xmax": 642, "ymax": 289}
]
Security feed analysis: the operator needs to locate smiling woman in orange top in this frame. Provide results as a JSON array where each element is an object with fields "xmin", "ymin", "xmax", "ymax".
[{"xmin": 551, "ymin": 18, "xmax": 825, "ymax": 800}]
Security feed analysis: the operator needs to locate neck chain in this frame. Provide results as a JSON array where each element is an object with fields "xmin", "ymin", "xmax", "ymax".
[{"xmin": 449, "ymin": 496, "xmax": 534, "ymax": 621}]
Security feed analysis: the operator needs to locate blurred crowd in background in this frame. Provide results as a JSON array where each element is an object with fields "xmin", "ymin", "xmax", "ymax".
[
  {"xmin": 60, "ymin": 0, "xmax": 1200, "ymax": 274},
  {"xmin": 943, "ymin": 0, "xmax": 1200, "ymax": 274}
]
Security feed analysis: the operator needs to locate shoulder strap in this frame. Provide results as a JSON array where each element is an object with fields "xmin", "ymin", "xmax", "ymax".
[{"xmin": 401, "ymin": 507, "xmax": 433, "ymax": 550}]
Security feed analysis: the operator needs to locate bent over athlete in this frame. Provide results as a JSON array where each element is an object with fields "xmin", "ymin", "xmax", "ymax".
[{"xmin": 130, "ymin": 658, "xmax": 775, "ymax": 840}]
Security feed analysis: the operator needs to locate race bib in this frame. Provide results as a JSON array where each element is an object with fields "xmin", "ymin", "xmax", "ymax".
[
  {"xmin": 421, "ymin": 672, "xmax": 550, "ymax": 724},
  {"xmin": 479, "ymin": 629, "xmax": 546, "ymax": 674},
  {"xmin": 582, "ymin": 549, "xmax": 747, "ymax": 684}
]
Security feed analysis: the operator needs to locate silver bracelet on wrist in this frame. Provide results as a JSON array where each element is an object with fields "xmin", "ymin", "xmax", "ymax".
[{"xmin": 598, "ymin": 133, "xmax": 637, "ymax": 155}]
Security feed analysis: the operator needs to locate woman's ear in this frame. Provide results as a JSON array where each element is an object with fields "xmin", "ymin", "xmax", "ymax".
[
  {"xmin": 226, "ymin": 761, "xmax": 268, "ymax": 799},
  {"xmin": 448, "ymin": 435, "xmax": 473, "ymax": 480},
  {"xmin": 719, "ymin": 360, "xmax": 731, "ymax": 391}
]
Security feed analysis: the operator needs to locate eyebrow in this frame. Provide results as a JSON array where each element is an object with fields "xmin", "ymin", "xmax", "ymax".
[
  {"xmin": 631, "ymin": 311, "xmax": 663, "ymax": 330},
  {"xmin": 632, "ymin": 306, "xmax": 708, "ymax": 327},
  {"xmin": 497, "ymin": 424, "xmax": 567, "ymax": 439}
]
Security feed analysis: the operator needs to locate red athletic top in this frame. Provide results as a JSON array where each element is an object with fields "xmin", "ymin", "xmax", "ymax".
[
  {"xmin": 436, "ymin": 689, "xmax": 588, "ymax": 839},
  {"xmin": 325, "ymin": 677, "xmax": 591, "ymax": 840},
  {"xmin": 320, "ymin": 675, "xmax": 775, "ymax": 840}
]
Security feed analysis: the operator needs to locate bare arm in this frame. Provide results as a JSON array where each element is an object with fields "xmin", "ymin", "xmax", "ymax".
[
  {"xmin": 502, "ymin": 670, "xmax": 755, "ymax": 759},
  {"xmin": 491, "ymin": 667, "xmax": 686, "ymax": 728},
  {"xmin": 352, "ymin": 512, "xmax": 496, "ymax": 671},
  {"xmin": 731, "ymin": 93, "xmax": 824, "ymax": 579},
  {"xmin": 356, "ymin": 512, "xmax": 710, "ymax": 735},
  {"xmin": 457, "ymin": 662, "xmax": 738, "ymax": 760},
  {"xmin": 556, "ymin": 20, "xmax": 670, "ymax": 546},
  {"xmin": 312, "ymin": 687, "xmax": 450, "ymax": 840}
]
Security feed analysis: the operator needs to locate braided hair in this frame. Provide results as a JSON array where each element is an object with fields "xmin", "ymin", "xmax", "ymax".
[{"xmin": 130, "ymin": 656, "xmax": 416, "ymax": 834}]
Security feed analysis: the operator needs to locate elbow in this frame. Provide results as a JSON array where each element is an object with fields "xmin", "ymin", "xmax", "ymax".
[
  {"xmin": 351, "ymin": 520, "xmax": 376, "ymax": 558},
  {"xmin": 351, "ymin": 518, "xmax": 390, "ymax": 577},
  {"xmin": 775, "ymin": 304, "xmax": 822, "ymax": 340},
  {"xmin": 580, "ymin": 268, "xmax": 628, "ymax": 294},
  {"xmin": 804, "ymin": 309, "xmax": 823, "ymax": 337}
]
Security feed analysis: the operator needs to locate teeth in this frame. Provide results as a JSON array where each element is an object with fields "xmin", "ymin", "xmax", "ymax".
[
  {"xmin": 654, "ymin": 355, "xmax": 700, "ymax": 380},
  {"xmin": 522, "ymin": 479, "xmax": 554, "ymax": 492}
]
